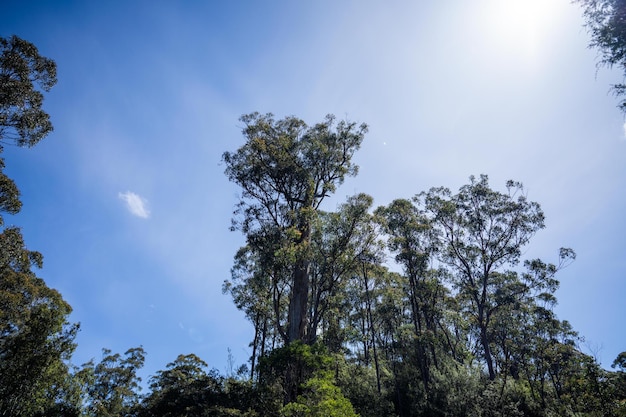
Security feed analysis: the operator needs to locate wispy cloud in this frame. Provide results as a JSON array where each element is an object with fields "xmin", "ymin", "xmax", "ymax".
[{"xmin": 118, "ymin": 191, "xmax": 150, "ymax": 218}]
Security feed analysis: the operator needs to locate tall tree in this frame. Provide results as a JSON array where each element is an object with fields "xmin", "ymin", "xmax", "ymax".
[
  {"xmin": 0, "ymin": 35, "xmax": 79, "ymax": 417},
  {"xmin": 223, "ymin": 113, "xmax": 367, "ymax": 344},
  {"xmin": 376, "ymin": 199, "xmax": 439, "ymax": 393},
  {"xmin": 420, "ymin": 175, "xmax": 565, "ymax": 380}
]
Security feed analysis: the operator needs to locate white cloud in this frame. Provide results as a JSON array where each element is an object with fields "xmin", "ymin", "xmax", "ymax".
[{"xmin": 118, "ymin": 191, "xmax": 150, "ymax": 218}]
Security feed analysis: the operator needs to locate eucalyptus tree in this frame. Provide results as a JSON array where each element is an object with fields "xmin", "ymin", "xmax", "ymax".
[
  {"xmin": 376, "ymin": 198, "xmax": 441, "ymax": 393},
  {"xmin": 81, "ymin": 347, "xmax": 146, "ymax": 417},
  {"xmin": 225, "ymin": 192, "xmax": 379, "ymax": 381},
  {"xmin": 419, "ymin": 175, "xmax": 573, "ymax": 380},
  {"xmin": 225, "ymin": 241, "xmax": 289, "ymax": 379},
  {"xmin": 308, "ymin": 193, "xmax": 378, "ymax": 347},
  {"xmin": 223, "ymin": 113, "xmax": 367, "ymax": 345},
  {"xmin": 0, "ymin": 35, "xmax": 80, "ymax": 417},
  {"xmin": 0, "ymin": 34, "xmax": 57, "ymax": 225},
  {"xmin": 138, "ymin": 354, "xmax": 241, "ymax": 417},
  {"xmin": 350, "ymin": 255, "xmax": 385, "ymax": 392}
]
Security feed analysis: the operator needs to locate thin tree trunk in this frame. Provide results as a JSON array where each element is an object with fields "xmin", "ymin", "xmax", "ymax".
[
  {"xmin": 408, "ymin": 274, "xmax": 430, "ymax": 393},
  {"xmin": 250, "ymin": 313, "xmax": 260, "ymax": 380},
  {"xmin": 363, "ymin": 264, "xmax": 381, "ymax": 394}
]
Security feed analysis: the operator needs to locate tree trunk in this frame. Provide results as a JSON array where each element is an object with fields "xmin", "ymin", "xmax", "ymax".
[
  {"xmin": 363, "ymin": 266, "xmax": 381, "ymax": 394},
  {"xmin": 287, "ymin": 259, "xmax": 310, "ymax": 343},
  {"xmin": 287, "ymin": 219, "xmax": 311, "ymax": 344},
  {"xmin": 250, "ymin": 314, "xmax": 260, "ymax": 380},
  {"xmin": 480, "ymin": 318, "xmax": 496, "ymax": 380},
  {"xmin": 408, "ymin": 274, "xmax": 430, "ymax": 393}
]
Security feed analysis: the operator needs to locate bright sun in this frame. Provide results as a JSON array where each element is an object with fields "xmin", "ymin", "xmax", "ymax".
[{"xmin": 479, "ymin": 0, "xmax": 565, "ymax": 67}]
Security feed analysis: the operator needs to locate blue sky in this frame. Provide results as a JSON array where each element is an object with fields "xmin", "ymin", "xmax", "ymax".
[{"xmin": 3, "ymin": 0, "xmax": 625, "ymax": 379}]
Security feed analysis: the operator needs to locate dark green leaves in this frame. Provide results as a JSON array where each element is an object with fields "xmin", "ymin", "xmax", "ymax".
[
  {"xmin": 224, "ymin": 113, "xmax": 368, "ymax": 345},
  {"xmin": 81, "ymin": 347, "xmax": 146, "ymax": 417},
  {"xmin": 0, "ymin": 35, "xmax": 57, "ymax": 148},
  {"xmin": 223, "ymin": 113, "xmax": 367, "ymax": 234},
  {"xmin": 0, "ymin": 226, "xmax": 78, "ymax": 417}
]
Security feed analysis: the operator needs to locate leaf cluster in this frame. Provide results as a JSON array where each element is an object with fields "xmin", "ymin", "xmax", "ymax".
[
  {"xmin": 576, "ymin": 0, "xmax": 626, "ymax": 111},
  {"xmin": 0, "ymin": 35, "xmax": 56, "ymax": 148}
]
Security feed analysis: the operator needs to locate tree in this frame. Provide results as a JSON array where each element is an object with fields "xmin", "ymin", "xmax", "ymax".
[
  {"xmin": 0, "ymin": 35, "xmax": 57, "ymax": 227},
  {"xmin": 376, "ymin": 198, "xmax": 442, "ymax": 394},
  {"xmin": 81, "ymin": 347, "xmax": 146, "ymax": 417},
  {"xmin": 0, "ymin": 227, "xmax": 79, "ymax": 416},
  {"xmin": 224, "ymin": 244, "xmax": 281, "ymax": 380},
  {"xmin": 223, "ymin": 113, "xmax": 367, "ymax": 345},
  {"xmin": 420, "ymin": 175, "xmax": 573, "ymax": 380},
  {"xmin": 0, "ymin": 35, "xmax": 56, "ymax": 148},
  {"xmin": 307, "ymin": 193, "xmax": 377, "ymax": 347},
  {"xmin": 139, "ymin": 354, "xmax": 224, "ymax": 417},
  {"xmin": 256, "ymin": 341, "xmax": 357, "ymax": 415},
  {"xmin": 0, "ymin": 36, "xmax": 78, "ymax": 417},
  {"xmin": 609, "ymin": 352, "xmax": 626, "ymax": 416},
  {"xmin": 575, "ymin": 0, "xmax": 626, "ymax": 111}
]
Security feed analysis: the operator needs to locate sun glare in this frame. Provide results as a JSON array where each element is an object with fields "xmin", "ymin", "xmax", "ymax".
[{"xmin": 479, "ymin": 0, "xmax": 565, "ymax": 69}]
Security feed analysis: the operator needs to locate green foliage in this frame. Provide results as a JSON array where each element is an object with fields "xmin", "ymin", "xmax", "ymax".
[
  {"xmin": 0, "ymin": 202, "xmax": 78, "ymax": 417},
  {"xmin": 1, "ymin": 79, "xmax": 622, "ymax": 417},
  {"xmin": 139, "ymin": 353, "xmax": 214, "ymax": 416},
  {"xmin": 0, "ymin": 34, "xmax": 82, "ymax": 417},
  {"xmin": 281, "ymin": 372, "xmax": 359, "ymax": 417},
  {"xmin": 223, "ymin": 113, "xmax": 367, "ymax": 344},
  {"xmin": 0, "ymin": 35, "xmax": 57, "ymax": 148},
  {"xmin": 336, "ymin": 361, "xmax": 395, "ymax": 417},
  {"xmin": 258, "ymin": 341, "xmax": 334, "ymax": 404},
  {"xmin": 0, "ymin": 158, "xmax": 22, "ymax": 219},
  {"xmin": 223, "ymin": 112, "xmax": 366, "ymax": 237},
  {"xmin": 575, "ymin": 0, "xmax": 626, "ymax": 111},
  {"xmin": 81, "ymin": 347, "xmax": 146, "ymax": 417},
  {"xmin": 137, "ymin": 353, "xmax": 266, "ymax": 417},
  {"xmin": 420, "ymin": 175, "xmax": 553, "ymax": 380},
  {"xmin": 470, "ymin": 379, "xmax": 526, "ymax": 417},
  {"xmin": 425, "ymin": 364, "xmax": 484, "ymax": 417},
  {"xmin": 614, "ymin": 352, "xmax": 626, "ymax": 371},
  {"xmin": 609, "ymin": 352, "xmax": 626, "ymax": 416},
  {"xmin": 220, "ymin": 169, "xmax": 626, "ymax": 417}
]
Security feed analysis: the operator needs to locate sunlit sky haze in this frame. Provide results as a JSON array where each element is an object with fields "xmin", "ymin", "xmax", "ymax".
[{"xmin": 2, "ymin": 0, "xmax": 625, "ymax": 379}]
